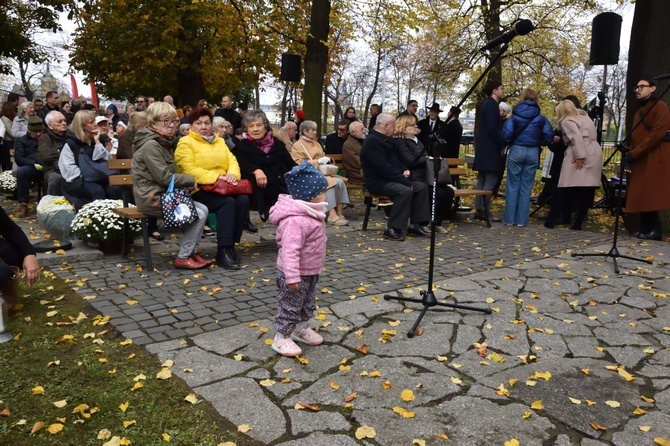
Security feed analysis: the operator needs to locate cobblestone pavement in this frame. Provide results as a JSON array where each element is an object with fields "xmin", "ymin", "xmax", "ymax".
[{"xmin": 23, "ymin": 204, "xmax": 670, "ymax": 444}]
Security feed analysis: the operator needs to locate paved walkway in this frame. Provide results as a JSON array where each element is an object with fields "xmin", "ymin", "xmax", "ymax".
[{"xmin": 24, "ymin": 204, "xmax": 670, "ymax": 445}]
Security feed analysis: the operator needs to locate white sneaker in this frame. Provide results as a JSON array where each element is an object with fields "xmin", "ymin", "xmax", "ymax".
[
  {"xmin": 271, "ymin": 335, "xmax": 303, "ymax": 357},
  {"xmin": 291, "ymin": 326, "xmax": 324, "ymax": 346}
]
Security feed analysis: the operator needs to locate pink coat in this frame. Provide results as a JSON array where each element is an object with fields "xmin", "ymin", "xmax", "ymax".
[
  {"xmin": 269, "ymin": 194, "xmax": 328, "ymax": 284},
  {"xmin": 557, "ymin": 114, "xmax": 602, "ymax": 188}
]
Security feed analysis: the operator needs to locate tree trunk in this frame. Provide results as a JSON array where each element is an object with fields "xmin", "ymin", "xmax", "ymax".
[
  {"xmin": 626, "ymin": 0, "xmax": 670, "ymax": 131},
  {"xmin": 322, "ymin": 86, "xmax": 328, "ymax": 135},
  {"xmin": 304, "ymin": 0, "xmax": 330, "ymax": 136},
  {"xmin": 481, "ymin": 0, "xmax": 503, "ymax": 82}
]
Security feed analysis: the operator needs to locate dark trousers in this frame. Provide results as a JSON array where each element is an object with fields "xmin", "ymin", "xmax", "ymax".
[
  {"xmin": 17, "ymin": 165, "xmax": 43, "ymax": 203},
  {"xmin": 82, "ymin": 182, "xmax": 123, "ymax": 201},
  {"xmin": 1, "ymin": 140, "xmax": 13, "ymax": 171},
  {"xmin": 640, "ymin": 211, "xmax": 660, "ymax": 234},
  {"xmin": 371, "ymin": 181, "xmax": 430, "ymax": 230},
  {"xmin": 192, "ymin": 190, "xmax": 250, "ymax": 247},
  {"xmin": 433, "ymin": 184, "xmax": 455, "ymax": 226},
  {"xmin": 547, "ymin": 187, "xmax": 595, "ymax": 228}
]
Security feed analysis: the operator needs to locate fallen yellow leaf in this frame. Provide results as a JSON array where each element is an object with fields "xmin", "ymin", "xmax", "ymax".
[
  {"xmin": 47, "ymin": 423, "xmax": 64, "ymax": 434},
  {"xmin": 569, "ymin": 397, "xmax": 581, "ymax": 405},
  {"xmin": 355, "ymin": 425, "xmax": 376, "ymax": 440},
  {"xmin": 119, "ymin": 402, "xmax": 129, "ymax": 412},
  {"xmin": 393, "ymin": 406, "xmax": 415, "ymax": 418},
  {"xmin": 162, "ymin": 432, "xmax": 171, "ymax": 441},
  {"xmin": 633, "ymin": 406, "xmax": 648, "ymax": 415},
  {"xmin": 123, "ymin": 420, "xmax": 136, "ymax": 428},
  {"xmin": 401, "ymin": 389, "xmax": 415, "ymax": 402},
  {"xmin": 156, "ymin": 368, "xmax": 172, "ymax": 380},
  {"xmin": 32, "ymin": 386, "xmax": 45, "ymax": 396},
  {"xmin": 639, "ymin": 426, "xmax": 651, "ymax": 432},
  {"xmin": 53, "ymin": 400, "xmax": 67, "ymax": 408},
  {"xmin": 413, "ymin": 439, "xmax": 426, "ymax": 446},
  {"xmin": 259, "ymin": 379, "xmax": 276, "ymax": 387},
  {"xmin": 504, "ymin": 439, "xmax": 520, "ymax": 446},
  {"xmin": 184, "ymin": 394, "xmax": 198, "ymax": 404},
  {"xmin": 605, "ymin": 400, "xmax": 620, "ymax": 408},
  {"xmin": 531, "ymin": 400, "xmax": 544, "ymax": 410}
]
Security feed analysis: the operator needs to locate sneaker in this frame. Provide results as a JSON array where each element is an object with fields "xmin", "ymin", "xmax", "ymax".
[
  {"xmin": 291, "ymin": 326, "xmax": 324, "ymax": 346},
  {"xmin": 328, "ymin": 216, "xmax": 349, "ymax": 226},
  {"xmin": 272, "ymin": 335, "xmax": 303, "ymax": 357}
]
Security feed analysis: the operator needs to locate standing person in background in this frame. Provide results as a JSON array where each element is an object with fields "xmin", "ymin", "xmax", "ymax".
[
  {"xmin": 417, "ymin": 103, "xmax": 443, "ymax": 146},
  {"xmin": 398, "ymin": 99, "xmax": 419, "ymax": 125},
  {"xmin": 544, "ymin": 100, "xmax": 602, "ymax": 230},
  {"xmin": 623, "ymin": 78, "xmax": 670, "ymax": 240},
  {"xmin": 214, "ymin": 95, "xmax": 242, "ymax": 131},
  {"xmin": 437, "ymin": 106, "xmax": 463, "ymax": 159},
  {"xmin": 473, "ymin": 80, "xmax": 505, "ymax": 223},
  {"xmin": 294, "ymin": 109, "xmax": 305, "ymax": 133},
  {"xmin": 368, "ymin": 104, "xmax": 380, "ymax": 131},
  {"xmin": 0, "ymin": 102, "xmax": 16, "ymax": 171},
  {"xmin": 501, "ymin": 88, "xmax": 554, "ymax": 227},
  {"xmin": 38, "ymin": 91, "xmax": 61, "ymax": 121},
  {"xmin": 344, "ymin": 107, "xmax": 359, "ymax": 122},
  {"xmin": 269, "ymin": 162, "xmax": 328, "ymax": 357}
]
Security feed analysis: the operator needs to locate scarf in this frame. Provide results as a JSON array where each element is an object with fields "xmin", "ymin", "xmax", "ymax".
[{"xmin": 246, "ymin": 130, "xmax": 274, "ymax": 154}]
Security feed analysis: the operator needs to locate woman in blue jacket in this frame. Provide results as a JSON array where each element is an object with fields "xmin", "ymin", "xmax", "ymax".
[{"xmin": 502, "ymin": 88, "xmax": 554, "ymax": 226}]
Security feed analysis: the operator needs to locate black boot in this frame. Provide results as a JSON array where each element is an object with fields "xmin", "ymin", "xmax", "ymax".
[
  {"xmin": 243, "ymin": 220, "xmax": 258, "ymax": 233},
  {"xmin": 216, "ymin": 247, "xmax": 241, "ymax": 270},
  {"xmin": 231, "ymin": 246, "xmax": 241, "ymax": 263}
]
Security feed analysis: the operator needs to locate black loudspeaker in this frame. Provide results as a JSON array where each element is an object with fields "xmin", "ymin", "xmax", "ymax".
[
  {"xmin": 281, "ymin": 53, "xmax": 301, "ymax": 82},
  {"xmin": 589, "ymin": 12, "xmax": 622, "ymax": 66}
]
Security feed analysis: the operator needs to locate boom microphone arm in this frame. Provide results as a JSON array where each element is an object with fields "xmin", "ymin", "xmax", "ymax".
[{"xmin": 480, "ymin": 19, "xmax": 535, "ymax": 52}]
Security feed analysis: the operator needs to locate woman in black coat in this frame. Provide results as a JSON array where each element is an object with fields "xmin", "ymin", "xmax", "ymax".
[
  {"xmin": 234, "ymin": 109, "xmax": 296, "ymax": 220},
  {"xmin": 394, "ymin": 115, "xmax": 454, "ymax": 234}
]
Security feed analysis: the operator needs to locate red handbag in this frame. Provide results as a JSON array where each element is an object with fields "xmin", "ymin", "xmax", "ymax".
[{"xmin": 199, "ymin": 178, "xmax": 253, "ymax": 195}]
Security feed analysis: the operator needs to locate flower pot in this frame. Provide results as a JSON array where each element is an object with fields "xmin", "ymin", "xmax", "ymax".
[{"xmin": 98, "ymin": 240, "xmax": 124, "ymax": 255}]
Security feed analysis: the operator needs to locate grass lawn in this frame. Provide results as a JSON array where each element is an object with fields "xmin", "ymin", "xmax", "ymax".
[{"xmin": 0, "ymin": 270, "xmax": 261, "ymax": 446}]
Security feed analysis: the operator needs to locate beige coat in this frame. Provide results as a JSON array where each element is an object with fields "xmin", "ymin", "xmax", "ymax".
[
  {"xmin": 557, "ymin": 114, "xmax": 602, "ymax": 188},
  {"xmin": 291, "ymin": 136, "xmax": 336, "ymax": 189},
  {"xmin": 275, "ymin": 128, "xmax": 295, "ymax": 153}
]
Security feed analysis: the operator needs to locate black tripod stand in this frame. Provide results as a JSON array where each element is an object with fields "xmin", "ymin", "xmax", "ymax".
[
  {"xmin": 384, "ymin": 157, "xmax": 491, "ymax": 338},
  {"xmin": 571, "ymin": 82, "xmax": 670, "ymax": 273}
]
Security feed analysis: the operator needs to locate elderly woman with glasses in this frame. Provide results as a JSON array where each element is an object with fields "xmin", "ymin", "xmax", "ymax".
[
  {"xmin": 292, "ymin": 120, "xmax": 350, "ymax": 225},
  {"xmin": 175, "ymin": 107, "xmax": 250, "ymax": 270},
  {"xmin": 132, "ymin": 102, "xmax": 211, "ymax": 270},
  {"xmin": 234, "ymin": 109, "xmax": 296, "ymax": 221}
]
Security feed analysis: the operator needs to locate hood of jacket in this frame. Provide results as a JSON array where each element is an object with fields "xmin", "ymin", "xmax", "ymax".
[
  {"xmin": 512, "ymin": 100, "xmax": 541, "ymax": 121},
  {"xmin": 269, "ymin": 194, "xmax": 327, "ymax": 224},
  {"xmin": 134, "ymin": 127, "xmax": 176, "ymax": 151}
]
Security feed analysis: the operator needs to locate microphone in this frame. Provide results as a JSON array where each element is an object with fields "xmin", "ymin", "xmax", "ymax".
[
  {"xmin": 653, "ymin": 73, "xmax": 670, "ymax": 81},
  {"xmin": 480, "ymin": 19, "xmax": 535, "ymax": 52}
]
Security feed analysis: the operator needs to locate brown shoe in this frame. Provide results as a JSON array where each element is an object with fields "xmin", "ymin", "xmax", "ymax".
[
  {"xmin": 488, "ymin": 214, "xmax": 502, "ymax": 223},
  {"xmin": 191, "ymin": 253, "xmax": 214, "ymax": 266},
  {"xmin": 174, "ymin": 257, "xmax": 208, "ymax": 270},
  {"xmin": 15, "ymin": 203, "xmax": 28, "ymax": 218}
]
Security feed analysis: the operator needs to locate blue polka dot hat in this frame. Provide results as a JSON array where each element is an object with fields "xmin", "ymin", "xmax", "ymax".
[{"xmin": 284, "ymin": 161, "xmax": 328, "ymax": 201}]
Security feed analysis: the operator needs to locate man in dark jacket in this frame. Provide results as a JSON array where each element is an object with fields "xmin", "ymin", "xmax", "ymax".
[
  {"xmin": 360, "ymin": 113, "xmax": 430, "ymax": 241},
  {"xmin": 214, "ymin": 95, "xmax": 242, "ymax": 131},
  {"xmin": 325, "ymin": 119, "xmax": 350, "ymax": 155},
  {"xmin": 473, "ymin": 80, "xmax": 505, "ymax": 222},
  {"xmin": 14, "ymin": 117, "xmax": 45, "ymax": 218},
  {"xmin": 437, "ymin": 106, "xmax": 463, "ymax": 159},
  {"xmin": 37, "ymin": 91, "xmax": 62, "ymax": 122},
  {"xmin": 38, "ymin": 111, "xmax": 68, "ymax": 195},
  {"xmin": 418, "ymin": 102, "xmax": 443, "ymax": 146}
]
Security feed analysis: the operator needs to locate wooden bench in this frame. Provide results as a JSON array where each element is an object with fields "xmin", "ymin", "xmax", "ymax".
[
  {"xmin": 107, "ymin": 159, "xmax": 153, "ymax": 270},
  {"xmin": 446, "ymin": 158, "xmax": 492, "ymax": 227}
]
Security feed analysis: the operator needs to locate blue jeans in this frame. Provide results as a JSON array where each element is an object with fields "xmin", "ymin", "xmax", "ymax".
[{"xmin": 504, "ymin": 145, "xmax": 539, "ymax": 226}]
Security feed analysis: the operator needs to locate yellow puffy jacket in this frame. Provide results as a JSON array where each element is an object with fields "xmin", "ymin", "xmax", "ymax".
[{"xmin": 174, "ymin": 130, "xmax": 241, "ymax": 185}]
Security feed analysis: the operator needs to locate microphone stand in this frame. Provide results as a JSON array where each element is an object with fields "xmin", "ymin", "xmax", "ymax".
[
  {"xmin": 571, "ymin": 82, "xmax": 670, "ymax": 273},
  {"xmin": 384, "ymin": 157, "xmax": 491, "ymax": 338}
]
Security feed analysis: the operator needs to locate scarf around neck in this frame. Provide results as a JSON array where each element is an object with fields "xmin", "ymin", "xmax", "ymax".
[{"xmin": 246, "ymin": 130, "xmax": 274, "ymax": 154}]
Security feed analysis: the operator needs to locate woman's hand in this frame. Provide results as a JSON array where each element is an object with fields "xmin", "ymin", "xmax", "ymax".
[
  {"xmin": 92, "ymin": 129, "xmax": 100, "ymax": 145},
  {"xmin": 553, "ymin": 135, "xmax": 561, "ymax": 144},
  {"xmin": 254, "ymin": 169, "xmax": 267, "ymax": 188},
  {"xmin": 288, "ymin": 282, "xmax": 300, "ymax": 291},
  {"xmin": 22, "ymin": 254, "xmax": 40, "ymax": 287},
  {"xmin": 573, "ymin": 158, "xmax": 585, "ymax": 170},
  {"xmin": 220, "ymin": 174, "xmax": 238, "ymax": 184},
  {"xmin": 402, "ymin": 169, "xmax": 410, "ymax": 178}
]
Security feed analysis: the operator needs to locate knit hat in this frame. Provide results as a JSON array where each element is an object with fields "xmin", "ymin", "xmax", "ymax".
[
  {"xmin": 284, "ymin": 161, "xmax": 328, "ymax": 202},
  {"xmin": 27, "ymin": 116, "xmax": 44, "ymax": 131},
  {"xmin": 295, "ymin": 109, "xmax": 305, "ymax": 120},
  {"xmin": 499, "ymin": 102, "xmax": 511, "ymax": 114}
]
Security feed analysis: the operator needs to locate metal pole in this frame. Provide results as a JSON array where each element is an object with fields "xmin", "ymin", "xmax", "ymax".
[{"xmin": 380, "ymin": 50, "xmax": 387, "ymax": 112}]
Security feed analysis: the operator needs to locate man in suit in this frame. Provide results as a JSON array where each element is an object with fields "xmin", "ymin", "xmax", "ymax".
[
  {"xmin": 361, "ymin": 113, "xmax": 430, "ymax": 241},
  {"xmin": 398, "ymin": 99, "xmax": 419, "ymax": 125},
  {"xmin": 418, "ymin": 102, "xmax": 443, "ymax": 146},
  {"xmin": 473, "ymin": 79, "xmax": 505, "ymax": 222}
]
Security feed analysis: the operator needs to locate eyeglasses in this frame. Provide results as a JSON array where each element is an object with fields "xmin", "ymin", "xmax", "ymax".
[
  {"xmin": 161, "ymin": 118, "xmax": 180, "ymax": 126},
  {"xmin": 635, "ymin": 84, "xmax": 652, "ymax": 90}
]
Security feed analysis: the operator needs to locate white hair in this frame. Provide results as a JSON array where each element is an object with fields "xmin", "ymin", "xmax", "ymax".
[
  {"xmin": 212, "ymin": 116, "xmax": 225, "ymax": 131},
  {"xmin": 19, "ymin": 101, "xmax": 33, "ymax": 113},
  {"xmin": 44, "ymin": 110, "xmax": 64, "ymax": 126},
  {"xmin": 375, "ymin": 113, "xmax": 395, "ymax": 128}
]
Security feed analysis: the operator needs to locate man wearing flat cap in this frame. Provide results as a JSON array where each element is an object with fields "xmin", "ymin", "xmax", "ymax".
[
  {"xmin": 14, "ymin": 116, "xmax": 45, "ymax": 218},
  {"xmin": 418, "ymin": 102, "xmax": 443, "ymax": 146}
]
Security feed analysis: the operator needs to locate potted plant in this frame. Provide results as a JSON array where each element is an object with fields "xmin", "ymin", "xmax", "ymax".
[
  {"xmin": 0, "ymin": 171, "xmax": 17, "ymax": 196},
  {"xmin": 71, "ymin": 199, "xmax": 141, "ymax": 253}
]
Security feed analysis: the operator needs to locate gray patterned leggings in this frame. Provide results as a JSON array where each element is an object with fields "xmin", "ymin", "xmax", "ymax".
[{"xmin": 273, "ymin": 271, "xmax": 319, "ymax": 335}]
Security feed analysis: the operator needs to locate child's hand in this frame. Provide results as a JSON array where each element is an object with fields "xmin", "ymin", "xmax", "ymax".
[{"xmin": 288, "ymin": 282, "xmax": 300, "ymax": 291}]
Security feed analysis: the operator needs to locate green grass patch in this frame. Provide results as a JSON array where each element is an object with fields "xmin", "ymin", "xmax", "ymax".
[{"xmin": 0, "ymin": 271, "xmax": 261, "ymax": 446}]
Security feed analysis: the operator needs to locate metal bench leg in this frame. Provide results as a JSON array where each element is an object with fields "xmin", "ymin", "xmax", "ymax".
[
  {"xmin": 362, "ymin": 196, "xmax": 373, "ymax": 230},
  {"xmin": 141, "ymin": 219, "xmax": 152, "ymax": 270},
  {"xmin": 121, "ymin": 218, "xmax": 129, "ymax": 258}
]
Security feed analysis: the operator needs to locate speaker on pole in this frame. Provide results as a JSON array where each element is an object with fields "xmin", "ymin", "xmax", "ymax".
[
  {"xmin": 589, "ymin": 12, "xmax": 622, "ymax": 66},
  {"xmin": 281, "ymin": 53, "xmax": 302, "ymax": 82}
]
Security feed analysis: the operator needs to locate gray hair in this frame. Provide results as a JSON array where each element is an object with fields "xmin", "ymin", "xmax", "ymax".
[
  {"xmin": 375, "ymin": 113, "xmax": 395, "ymax": 129},
  {"xmin": 179, "ymin": 123, "xmax": 191, "ymax": 134},
  {"xmin": 349, "ymin": 120, "xmax": 364, "ymax": 132},
  {"xmin": 299, "ymin": 120, "xmax": 317, "ymax": 136},
  {"xmin": 44, "ymin": 110, "xmax": 64, "ymax": 126},
  {"xmin": 242, "ymin": 109, "xmax": 271, "ymax": 132},
  {"xmin": 212, "ymin": 116, "xmax": 225, "ymax": 132},
  {"xmin": 19, "ymin": 101, "xmax": 33, "ymax": 113},
  {"xmin": 282, "ymin": 121, "xmax": 297, "ymax": 131}
]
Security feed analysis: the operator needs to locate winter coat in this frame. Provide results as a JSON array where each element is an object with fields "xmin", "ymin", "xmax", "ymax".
[
  {"xmin": 502, "ymin": 101, "xmax": 554, "ymax": 148},
  {"xmin": 556, "ymin": 114, "xmax": 602, "ymax": 188},
  {"xmin": 14, "ymin": 134, "xmax": 41, "ymax": 166},
  {"xmin": 342, "ymin": 135, "xmax": 364, "ymax": 185},
  {"xmin": 213, "ymin": 108, "xmax": 242, "ymax": 131},
  {"xmin": 394, "ymin": 137, "xmax": 428, "ymax": 182},
  {"xmin": 1, "ymin": 116, "xmax": 13, "ymax": 141},
  {"xmin": 360, "ymin": 129, "xmax": 411, "ymax": 193},
  {"xmin": 269, "ymin": 194, "xmax": 327, "ymax": 284},
  {"xmin": 174, "ymin": 130, "xmax": 241, "ymax": 186},
  {"xmin": 116, "ymin": 128, "xmax": 136, "ymax": 160},
  {"xmin": 12, "ymin": 114, "xmax": 28, "ymax": 139},
  {"xmin": 474, "ymin": 97, "xmax": 504, "ymax": 172},
  {"xmin": 38, "ymin": 128, "xmax": 69, "ymax": 176},
  {"xmin": 132, "ymin": 127, "xmax": 195, "ymax": 218},
  {"xmin": 58, "ymin": 136, "xmax": 112, "ymax": 183},
  {"xmin": 234, "ymin": 135, "xmax": 296, "ymax": 185},
  {"xmin": 626, "ymin": 99, "xmax": 670, "ymax": 213},
  {"xmin": 291, "ymin": 136, "xmax": 336, "ymax": 189}
]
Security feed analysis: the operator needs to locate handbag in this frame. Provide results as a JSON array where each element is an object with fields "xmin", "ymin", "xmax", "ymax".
[
  {"xmin": 161, "ymin": 174, "xmax": 199, "ymax": 229},
  {"xmin": 318, "ymin": 164, "xmax": 338, "ymax": 176},
  {"xmin": 78, "ymin": 149, "xmax": 112, "ymax": 183},
  {"xmin": 424, "ymin": 158, "xmax": 452, "ymax": 186},
  {"xmin": 199, "ymin": 178, "xmax": 253, "ymax": 195}
]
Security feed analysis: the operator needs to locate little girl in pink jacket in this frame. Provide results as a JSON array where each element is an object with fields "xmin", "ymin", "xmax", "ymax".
[{"xmin": 269, "ymin": 161, "xmax": 328, "ymax": 357}]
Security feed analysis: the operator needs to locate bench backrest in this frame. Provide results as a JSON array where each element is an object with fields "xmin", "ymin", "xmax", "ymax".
[{"xmin": 108, "ymin": 158, "xmax": 134, "ymax": 206}]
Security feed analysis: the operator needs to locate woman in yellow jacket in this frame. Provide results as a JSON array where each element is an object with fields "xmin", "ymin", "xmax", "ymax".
[
  {"xmin": 292, "ymin": 120, "xmax": 350, "ymax": 225},
  {"xmin": 175, "ymin": 107, "xmax": 249, "ymax": 270}
]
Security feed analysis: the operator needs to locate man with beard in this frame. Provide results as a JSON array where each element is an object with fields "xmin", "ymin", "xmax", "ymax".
[
  {"xmin": 38, "ymin": 111, "xmax": 69, "ymax": 195},
  {"xmin": 418, "ymin": 102, "xmax": 443, "ymax": 146},
  {"xmin": 134, "ymin": 95, "xmax": 148, "ymax": 112},
  {"xmin": 342, "ymin": 120, "xmax": 366, "ymax": 185}
]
